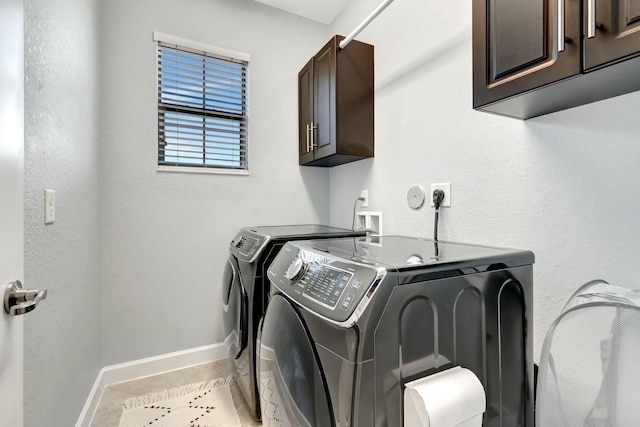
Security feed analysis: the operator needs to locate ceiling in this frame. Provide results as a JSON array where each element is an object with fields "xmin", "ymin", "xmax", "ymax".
[{"xmin": 252, "ymin": 0, "xmax": 351, "ymax": 25}]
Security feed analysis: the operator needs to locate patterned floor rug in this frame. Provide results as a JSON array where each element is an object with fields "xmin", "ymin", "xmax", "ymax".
[{"xmin": 118, "ymin": 376, "xmax": 241, "ymax": 427}]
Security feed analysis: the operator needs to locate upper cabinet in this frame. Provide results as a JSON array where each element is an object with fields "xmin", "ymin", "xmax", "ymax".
[
  {"xmin": 473, "ymin": 0, "xmax": 640, "ymax": 119},
  {"xmin": 584, "ymin": 0, "xmax": 640, "ymax": 69},
  {"xmin": 299, "ymin": 35, "xmax": 374, "ymax": 167}
]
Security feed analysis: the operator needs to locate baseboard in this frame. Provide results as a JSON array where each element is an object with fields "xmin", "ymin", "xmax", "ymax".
[{"xmin": 76, "ymin": 343, "xmax": 226, "ymax": 427}]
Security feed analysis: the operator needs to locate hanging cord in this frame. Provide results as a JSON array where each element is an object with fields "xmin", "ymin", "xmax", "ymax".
[
  {"xmin": 352, "ymin": 196, "xmax": 365, "ymax": 231},
  {"xmin": 432, "ymin": 189, "xmax": 445, "ymax": 259}
]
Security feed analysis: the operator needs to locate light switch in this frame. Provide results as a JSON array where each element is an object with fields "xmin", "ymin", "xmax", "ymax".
[{"xmin": 45, "ymin": 189, "xmax": 55, "ymax": 224}]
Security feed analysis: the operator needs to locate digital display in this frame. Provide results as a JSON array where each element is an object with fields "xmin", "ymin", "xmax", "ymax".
[{"xmin": 303, "ymin": 266, "xmax": 352, "ymax": 309}]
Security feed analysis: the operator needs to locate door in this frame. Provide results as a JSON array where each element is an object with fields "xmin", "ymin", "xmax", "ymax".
[
  {"xmin": 298, "ymin": 59, "xmax": 314, "ymax": 165},
  {"xmin": 584, "ymin": 0, "xmax": 640, "ymax": 69},
  {"xmin": 0, "ymin": 0, "xmax": 25, "ymax": 424},
  {"xmin": 312, "ymin": 40, "xmax": 336, "ymax": 160},
  {"xmin": 221, "ymin": 258, "xmax": 247, "ymax": 360},
  {"xmin": 298, "ymin": 41, "xmax": 338, "ymax": 166},
  {"xmin": 257, "ymin": 294, "xmax": 334, "ymax": 426},
  {"xmin": 472, "ymin": 0, "xmax": 581, "ymax": 108}
]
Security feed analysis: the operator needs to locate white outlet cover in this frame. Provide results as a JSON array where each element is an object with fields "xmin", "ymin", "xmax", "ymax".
[
  {"xmin": 430, "ymin": 183, "xmax": 451, "ymax": 207},
  {"xmin": 361, "ymin": 189, "xmax": 369, "ymax": 208}
]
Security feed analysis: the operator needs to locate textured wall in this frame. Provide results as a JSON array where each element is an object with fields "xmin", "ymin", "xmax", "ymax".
[
  {"xmin": 23, "ymin": 0, "xmax": 102, "ymax": 425},
  {"xmin": 328, "ymin": 0, "xmax": 640, "ymax": 358},
  {"xmin": 24, "ymin": 0, "xmax": 639, "ymax": 420},
  {"xmin": 100, "ymin": 0, "xmax": 331, "ymax": 365}
]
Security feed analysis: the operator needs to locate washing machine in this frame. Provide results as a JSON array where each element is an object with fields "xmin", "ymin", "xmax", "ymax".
[
  {"xmin": 221, "ymin": 225, "xmax": 365, "ymax": 420},
  {"xmin": 258, "ymin": 235, "xmax": 535, "ymax": 426}
]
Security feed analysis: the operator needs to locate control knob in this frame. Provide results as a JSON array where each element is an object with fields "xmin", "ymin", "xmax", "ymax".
[{"xmin": 284, "ymin": 259, "xmax": 307, "ymax": 283}]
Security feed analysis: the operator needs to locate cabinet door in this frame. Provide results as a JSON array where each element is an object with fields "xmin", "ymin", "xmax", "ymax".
[
  {"xmin": 312, "ymin": 40, "xmax": 337, "ymax": 160},
  {"xmin": 298, "ymin": 59, "xmax": 314, "ymax": 165},
  {"xmin": 473, "ymin": 0, "xmax": 581, "ymax": 108},
  {"xmin": 584, "ymin": 0, "xmax": 640, "ymax": 69}
]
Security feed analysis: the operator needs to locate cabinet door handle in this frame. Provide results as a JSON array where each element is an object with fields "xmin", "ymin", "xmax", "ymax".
[
  {"xmin": 306, "ymin": 123, "xmax": 311, "ymax": 152},
  {"xmin": 311, "ymin": 122, "xmax": 318, "ymax": 150},
  {"xmin": 587, "ymin": 0, "xmax": 596, "ymax": 38},
  {"xmin": 558, "ymin": 0, "xmax": 565, "ymax": 51}
]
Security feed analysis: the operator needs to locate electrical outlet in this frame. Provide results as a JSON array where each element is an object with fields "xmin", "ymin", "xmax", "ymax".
[
  {"xmin": 361, "ymin": 190, "xmax": 369, "ymax": 208},
  {"xmin": 430, "ymin": 183, "xmax": 451, "ymax": 207}
]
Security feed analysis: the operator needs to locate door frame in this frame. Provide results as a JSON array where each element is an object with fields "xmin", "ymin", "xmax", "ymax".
[{"xmin": 0, "ymin": 0, "xmax": 25, "ymax": 424}]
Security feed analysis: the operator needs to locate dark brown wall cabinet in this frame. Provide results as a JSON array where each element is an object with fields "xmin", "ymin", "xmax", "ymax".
[
  {"xmin": 299, "ymin": 35, "xmax": 374, "ymax": 167},
  {"xmin": 473, "ymin": 0, "xmax": 640, "ymax": 119}
]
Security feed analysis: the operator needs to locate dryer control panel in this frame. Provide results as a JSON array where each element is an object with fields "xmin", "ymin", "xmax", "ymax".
[
  {"xmin": 268, "ymin": 242, "xmax": 385, "ymax": 325},
  {"xmin": 229, "ymin": 230, "xmax": 269, "ymax": 263}
]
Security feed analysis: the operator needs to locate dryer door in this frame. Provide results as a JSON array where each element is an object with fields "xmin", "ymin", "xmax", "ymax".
[
  {"xmin": 222, "ymin": 257, "xmax": 247, "ymax": 359},
  {"xmin": 258, "ymin": 294, "xmax": 335, "ymax": 427}
]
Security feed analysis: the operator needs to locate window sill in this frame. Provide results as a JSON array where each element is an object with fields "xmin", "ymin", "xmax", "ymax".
[{"xmin": 157, "ymin": 165, "xmax": 249, "ymax": 176}]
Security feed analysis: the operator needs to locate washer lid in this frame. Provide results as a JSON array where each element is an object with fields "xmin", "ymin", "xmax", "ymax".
[{"xmin": 300, "ymin": 235, "xmax": 534, "ymax": 271}]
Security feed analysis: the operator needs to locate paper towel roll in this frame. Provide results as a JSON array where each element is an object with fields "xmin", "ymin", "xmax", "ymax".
[{"xmin": 404, "ymin": 366, "xmax": 486, "ymax": 427}]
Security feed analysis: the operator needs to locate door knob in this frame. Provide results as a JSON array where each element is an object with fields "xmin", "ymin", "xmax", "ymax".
[{"xmin": 3, "ymin": 280, "xmax": 48, "ymax": 316}]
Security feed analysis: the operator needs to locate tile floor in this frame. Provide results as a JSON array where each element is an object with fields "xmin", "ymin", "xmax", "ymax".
[{"xmin": 90, "ymin": 359, "xmax": 262, "ymax": 426}]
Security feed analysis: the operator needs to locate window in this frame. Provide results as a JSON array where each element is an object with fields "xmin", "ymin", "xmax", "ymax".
[{"xmin": 154, "ymin": 33, "xmax": 249, "ymax": 173}]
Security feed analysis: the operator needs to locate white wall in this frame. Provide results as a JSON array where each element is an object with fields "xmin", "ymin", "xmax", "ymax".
[
  {"xmin": 100, "ymin": 0, "xmax": 331, "ymax": 365},
  {"xmin": 328, "ymin": 0, "xmax": 640, "ymax": 357},
  {"xmin": 22, "ymin": 0, "xmax": 640, "ymax": 420},
  {"xmin": 23, "ymin": 0, "xmax": 102, "ymax": 424}
]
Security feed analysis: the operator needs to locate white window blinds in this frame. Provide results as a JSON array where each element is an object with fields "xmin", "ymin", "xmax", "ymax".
[{"xmin": 156, "ymin": 37, "xmax": 249, "ymax": 171}]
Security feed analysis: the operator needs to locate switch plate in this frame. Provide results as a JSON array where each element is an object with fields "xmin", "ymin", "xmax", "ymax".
[
  {"xmin": 360, "ymin": 190, "xmax": 369, "ymax": 208},
  {"xmin": 430, "ymin": 183, "xmax": 451, "ymax": 207},
  {"xmin": 45, "ymin": 189, "xmax": 55, "ymax": 224}
]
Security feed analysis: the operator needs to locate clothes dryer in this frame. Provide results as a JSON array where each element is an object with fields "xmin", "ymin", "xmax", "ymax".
[
  {"xmin": 221, "ymin": 225, "xmax": 365, "ymax": 420},
  {"xmin": 259, "ymin": 235, "xmax": 535, "ymax": 426}
]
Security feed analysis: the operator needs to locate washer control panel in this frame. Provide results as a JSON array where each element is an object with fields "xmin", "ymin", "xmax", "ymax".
[
  {"xmin": 268, "ymin": 243, "xmax": 383, "ymax": 323},
  {"xmin": 302, "ymin": 264, "xmax": 352, "ymax": 309}
]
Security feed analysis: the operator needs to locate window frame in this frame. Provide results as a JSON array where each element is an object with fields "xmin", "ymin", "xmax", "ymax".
[{"xmin": 153, "ymin": 32, "xmax": 250, "ymax": 175}]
